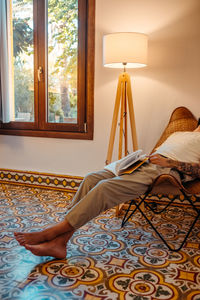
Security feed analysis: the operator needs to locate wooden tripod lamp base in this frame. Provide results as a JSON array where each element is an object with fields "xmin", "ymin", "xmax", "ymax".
[
  {"xmin": 106, "ymin": 71, "xmax": 138, "ymax": 217},
  {"xmin": 106, "ymin": 71, "xmax": 138, "ymax": 165}
]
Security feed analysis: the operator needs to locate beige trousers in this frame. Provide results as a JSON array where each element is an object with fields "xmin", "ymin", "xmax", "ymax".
[{"xmin": 65, "ymin": 163, "xmax": 179, "ymax": 229}]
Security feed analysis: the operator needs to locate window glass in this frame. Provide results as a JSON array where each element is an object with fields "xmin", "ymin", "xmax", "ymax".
[
  {"xmin": 12, "ymin": 0, "xmax": 34, "ymax": 122},
  {"xmin": 47, "ymin": 0, "xmax": 78, "ymax": 124}
]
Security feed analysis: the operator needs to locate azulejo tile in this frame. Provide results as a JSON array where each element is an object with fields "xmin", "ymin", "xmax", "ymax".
[
  {"xmin": 187, "ymin": 290, "xmax": 200, "ymax": 300},
  {"xmin": 109, "ymin": 269, "xmax": 179, "ymax": 300},
  {"xmin": 42, "ymin": 257, "xmax": 104, "ymax": 289},
  {"xmin": 130, "ymin": 242, "xmax": 187, "ymax": 268},
  {"xmin": 0, "ymin": 183, "xmax": 200, "ymax": 299},
  {"xmin": 0, "ymin": 168, "xmax": 83, "ymax": 191},
  {"xmin": 73, "ymin": 232, "xmax": 124, "ymax": 255}
]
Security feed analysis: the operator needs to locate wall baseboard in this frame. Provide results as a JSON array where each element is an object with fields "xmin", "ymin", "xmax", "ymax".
[{"xmin": 0, "ymin": 168, "xmax": 83, "ymax": 191}]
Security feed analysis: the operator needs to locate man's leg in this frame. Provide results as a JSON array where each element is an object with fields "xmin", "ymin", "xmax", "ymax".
[
  {"xmin": 67, "ymin": 169, "xmax": 114, "ymax": 209},
  {"xmin": 14, "ymin": 218, "xmax": 74, "ymax": 246},
  {"xmin": 65, "ymin": 163, "xmax": 165, "ymax": 229},
  {"xmin": 15, "ymin": 169, "xmax": 114, "ymax": 246},
  {"xmin": 15, "ymin": 164, "xmax": 167, "ymax": 258}
]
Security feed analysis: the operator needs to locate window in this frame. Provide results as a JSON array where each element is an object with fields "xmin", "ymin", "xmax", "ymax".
[{"xmin": 0, "ymin": 0, "xmax": 95, "ymax": 139}]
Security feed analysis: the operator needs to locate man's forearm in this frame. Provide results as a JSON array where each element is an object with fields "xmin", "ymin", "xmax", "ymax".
[{"xmin": 166, "ymin": 158, "xmax": 200, "ymax": 178}]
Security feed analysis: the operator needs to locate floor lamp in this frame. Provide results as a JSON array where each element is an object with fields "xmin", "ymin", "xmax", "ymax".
[{"xmin": 103, "ymin": 32, "xmax": 148, "ymax": 165}]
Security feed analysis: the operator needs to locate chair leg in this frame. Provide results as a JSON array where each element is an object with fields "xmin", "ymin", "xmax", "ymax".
[
  {"xmin": 144, "ymin": 196, "xmax": 178, "ymax": 214},
  {"xmin": 121, "ymin": 191, "xmax": 200, "ymax": 251},
  {"xmin": 136, "ymin": 202, "xmax": 200, "ymax": 251},
  {"xmin": 181, "ymin": 189, "xmax": 200, "ymax": 213},
  {"xmin": 121, "ymin": 193, "xmax": 148, "ymax": 227},
  {"xmin": 121, "ymin": 200, "xmax": 135, "ymax": 227}
]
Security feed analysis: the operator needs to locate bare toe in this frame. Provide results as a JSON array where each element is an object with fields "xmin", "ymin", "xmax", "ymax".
[
  {"xmin": 14, "ymin": 233, "xmax": 25, "ymax": 245},
  {"xmin": 25, "ymin": 242, "xmax": 66, "ymax": 259},
  {"xmin": 14, "ymin": 231, "xmax": 47, "ymax": 245}
]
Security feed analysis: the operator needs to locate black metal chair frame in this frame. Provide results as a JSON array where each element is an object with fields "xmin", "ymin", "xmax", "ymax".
[{"xmin": 121, "ymin": 176, "xmax": 200, "ymax": 252}]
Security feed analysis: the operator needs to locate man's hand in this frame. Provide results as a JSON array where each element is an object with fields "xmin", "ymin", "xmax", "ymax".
[
  {"xmin": 149, "ymin": 154, "xmax": 171, "ymax": 168},
  {"xmin": 149, "ymin": 154, "xmax": 200, "ymax": 178}
]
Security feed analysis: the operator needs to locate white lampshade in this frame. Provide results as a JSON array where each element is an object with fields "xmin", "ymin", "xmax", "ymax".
[{"xmin": 103, "ymin": 32, "xmax": 148, "ymax": 68}]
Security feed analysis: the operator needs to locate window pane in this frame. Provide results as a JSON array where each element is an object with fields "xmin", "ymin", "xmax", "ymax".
[
  {"xmin": 12, "ymin": 0, "xmax": 34, "ymax": 122},
  {"xmin": 47, "ymin": 0, "xmax": 78, "ymax": 124}
]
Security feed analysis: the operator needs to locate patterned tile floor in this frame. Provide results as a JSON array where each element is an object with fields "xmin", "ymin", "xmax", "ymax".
[{"xmin": 0, "ymin": 183, "xmax": 200, "ymax": 299}]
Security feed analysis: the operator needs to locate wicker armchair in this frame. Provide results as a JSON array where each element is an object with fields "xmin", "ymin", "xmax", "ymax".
[{"xmin": 122, "ymin": 106, "xmax": 200, "ymax": 251}]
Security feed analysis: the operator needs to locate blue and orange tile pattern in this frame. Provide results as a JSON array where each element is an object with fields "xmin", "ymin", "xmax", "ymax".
[{"xmin": 0, "ymin": 182, "xmax": 200, "ymax": 299}]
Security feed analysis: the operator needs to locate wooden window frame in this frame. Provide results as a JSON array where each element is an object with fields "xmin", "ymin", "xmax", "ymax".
[{"xmin": 0, "ymin": 0, "xmax": 95, "ymax": 140}]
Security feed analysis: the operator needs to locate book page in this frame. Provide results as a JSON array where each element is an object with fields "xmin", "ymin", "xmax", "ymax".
[
  {"xmin": 118, "ymin": 150, "xmax": 144, "ymax": 172},
  {"xmin": 104, "ymin": 150, "xmax": 146, "ymax": 176}
]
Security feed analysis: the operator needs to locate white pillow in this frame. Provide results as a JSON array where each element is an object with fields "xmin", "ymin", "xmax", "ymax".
[{"xmin": 154, "ymin": 131, "xmax": 200, "ymax": 163}]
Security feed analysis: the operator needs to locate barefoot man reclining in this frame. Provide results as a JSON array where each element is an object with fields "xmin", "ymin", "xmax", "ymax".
[{"xmin": 15, "ymin": 124, "xmax": 200, "ymax": 259}]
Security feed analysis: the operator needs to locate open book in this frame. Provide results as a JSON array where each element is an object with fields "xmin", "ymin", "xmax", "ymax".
[{"xmin": 104, "ymin": 150, "xmax": 148, "ymax": 176}]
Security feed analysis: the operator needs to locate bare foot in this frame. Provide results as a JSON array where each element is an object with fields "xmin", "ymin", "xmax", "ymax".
[
  {"xmin": 14, "ymin": 219, "xmax": 74, "ymax": 246},
  {"xmin": 25, "ymin": 232, "xmax": 73, "ymax": 259},
  {"xmin": 14, "ymin": 231, "xmax": 46, "ymax": 246}
]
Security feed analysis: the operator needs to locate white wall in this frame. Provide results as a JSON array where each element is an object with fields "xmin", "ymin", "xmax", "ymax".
[{"xmin": 1, "ymin": 0, "xmax": 200, "ymax": 177}]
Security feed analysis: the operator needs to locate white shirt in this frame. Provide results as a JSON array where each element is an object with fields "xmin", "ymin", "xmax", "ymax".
[{"xmin": 154, "ymin": 131, "xmax": 200, "ymax": 164}]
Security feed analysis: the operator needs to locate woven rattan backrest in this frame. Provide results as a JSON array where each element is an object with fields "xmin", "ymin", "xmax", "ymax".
[{"xmin": 151, "ymin": 106, "xmax": 198, "ymax": 154}]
